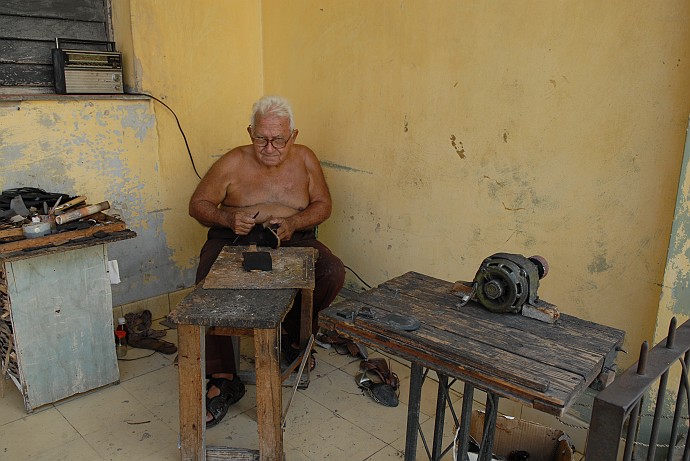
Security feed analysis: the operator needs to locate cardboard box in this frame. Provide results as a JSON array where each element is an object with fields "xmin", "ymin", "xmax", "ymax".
[{"xmin": 464, "ymin": 410, "xmax": 573, "ymax": 461}]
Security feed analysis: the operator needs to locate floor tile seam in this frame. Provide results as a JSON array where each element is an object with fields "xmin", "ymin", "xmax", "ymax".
[
  {"xmin": 363, "ymin": 443, "xmax": 405, "ymax": 460},
  {"xmin": 114, "ymin": 382, "xmax": 182, "ymax": 432},
  {"xmin": 39, "ymin": 406, "xmax": 101, "ymax": 457},
  {"xmin": 0, "ymin": 411, "xmax": 29, "ymax": 428},
  {"xmin": 56, "ymin": 384, "xmax": 161, "ymax": 437},
  {"xmin": 297, "ymin": 386, "xmax": 429, "ymax": 448},
  {"xmin": 118, "ymin": 359, "xmax": 175, "ymax": 383}
]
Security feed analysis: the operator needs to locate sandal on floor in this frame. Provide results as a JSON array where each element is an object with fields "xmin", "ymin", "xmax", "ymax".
[
  {"xmin": 355, "ymin": 370, "xmax": 399, "ymax": 407},
  {"xmin": 206, "ymin": 376, "xmax": 246, "ymax": 428},
  {"xmin": 360, "ymin": 358, "xmax": 400, "ymax": 390},
  {"xmin": 320, "ymin": 330, "xmax": 368, "ymax": 359}
]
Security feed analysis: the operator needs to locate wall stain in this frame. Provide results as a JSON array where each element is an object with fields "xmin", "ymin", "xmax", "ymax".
[
  {"xmin": 450, "ymin": 135, "xmax": 465, "ymax": 158},
  {"xmin": 39, "ymin": 113, "xmax": 59, "ymax": 128},
  {"xmin": 503, "ymin": 131, "xmax": 509, "ymax": 143},
  {"xmin": 320, "ymin": 160, "xmax": 373, "ymax": 174},
  {"xmin": 588, "ymin": 254, "xmax": 612, "ymax": 273},
  {"xmin": 404, "ymin": 115, "xmax": 409, "ymax": 133}
]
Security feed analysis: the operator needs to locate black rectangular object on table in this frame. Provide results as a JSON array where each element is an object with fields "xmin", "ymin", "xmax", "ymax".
[{"xmin": 242, "ymin": 251, "xmax": 272, "ymax": 271}]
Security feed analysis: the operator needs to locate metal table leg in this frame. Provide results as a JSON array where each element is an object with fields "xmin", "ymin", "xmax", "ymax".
[
  {"xmin": 478, "ymin": 392, "xmax": 500, "ymax": 461},
  {"xmin": 405, "ymin": 362, "xmax": 424, "ymax": 461},
  {"xmin": 432, "ymin": 373, "xmax": 449, "ymax": 460},
  {"xmin": 455, "ymin": 383, "xmax": 475, "ymax": 461}
]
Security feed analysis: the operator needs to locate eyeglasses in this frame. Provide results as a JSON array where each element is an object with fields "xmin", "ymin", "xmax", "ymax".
[{"xmin": 250, "ymin": 130, "xmax": 294, "ymax": 149}]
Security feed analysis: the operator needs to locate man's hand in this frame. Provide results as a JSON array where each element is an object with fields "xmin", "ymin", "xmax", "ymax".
[
  {"xmin": 269, "ymin": 216, "xmax": 296, "ymax": 241},
  {"xmin": 229, "ymin": 210, "xmax": 258, "ymax": 235}
]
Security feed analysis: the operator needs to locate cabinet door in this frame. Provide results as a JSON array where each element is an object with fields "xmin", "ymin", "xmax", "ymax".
[{"xmin": 7, "ymin": 245, "xmax": 118, "ymax": 411}]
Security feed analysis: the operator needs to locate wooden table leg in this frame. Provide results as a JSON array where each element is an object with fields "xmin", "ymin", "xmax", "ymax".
[
  {"xmin": 299, "ymin": 288, "xmax": 313, "ymax": 349},
  {"xmin": 299, "ymin": 288, "xmax": 314, "ymax": 384},
  {"xmin": 405, "ymin": 362, "xmax": 424, "ymax": 461},
  {"xmin": 255, "ymin": 328, "xmax": 283, "ymax": 461},
  {"xmin": 177, "ymin": 324, "xmax": 206, "ymax": 461}
]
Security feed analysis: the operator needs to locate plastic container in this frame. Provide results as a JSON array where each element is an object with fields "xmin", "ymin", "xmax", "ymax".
[{"xmin": 22, "ymin": 221, "xmax": 51, "ymax": 238}]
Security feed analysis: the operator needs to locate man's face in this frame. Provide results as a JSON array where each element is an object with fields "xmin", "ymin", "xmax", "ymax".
[{"xmin": 249, "ymin": 115, "xmax": 295, "ymax": 167}]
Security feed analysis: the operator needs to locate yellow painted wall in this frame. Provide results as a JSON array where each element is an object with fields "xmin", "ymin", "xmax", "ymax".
[
  {"xmin": 261, "ymin": 0, "xmax": 690, "ymax": 368},
  {"xmin": 0, "ymin": 1, "xmax": 263, "ymax": 305},
  {"xmin": 2, "ymin": 1, "xmax": 689, "ymax": 374},
  {"xmin": 121, "ymin": 0, "xmax": 264, "ymax": 279}
]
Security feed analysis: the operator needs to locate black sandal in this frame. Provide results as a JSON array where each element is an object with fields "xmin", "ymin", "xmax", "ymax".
[{"xmin": 205, "ymin": 376, "xmax": 246, "ymax": 428}]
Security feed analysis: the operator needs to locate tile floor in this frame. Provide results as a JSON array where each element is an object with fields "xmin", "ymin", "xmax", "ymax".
[{"xmin": 0, "ymin": 317, "xmax": 589, "ymax": 460}]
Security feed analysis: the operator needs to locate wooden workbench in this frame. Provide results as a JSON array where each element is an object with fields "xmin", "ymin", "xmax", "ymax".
[
  {"xmin": 168, "ymin": 246, "xmax": 317, "ymax": 461},
  {"xmin": 319, "ymin": 271, "xmax": 625, "ymax": 460}
]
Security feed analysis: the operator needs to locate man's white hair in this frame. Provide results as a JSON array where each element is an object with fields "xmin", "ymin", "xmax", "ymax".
[{"xmin": 250, "ymin": 95, "xmax": 295, "ymax": 132}]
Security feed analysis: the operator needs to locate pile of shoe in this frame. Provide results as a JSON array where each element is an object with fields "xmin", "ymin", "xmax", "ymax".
[
  {"xmin": 317, "ymin": 330, "xmax": 368, "ymax": 358},
  {"xmin": 125, "ymin": 309, "xmax": 177, "ymax": 354},
  {"xmin": 355, "ymin": 358, "xmax": 400, "ymax": 407}
]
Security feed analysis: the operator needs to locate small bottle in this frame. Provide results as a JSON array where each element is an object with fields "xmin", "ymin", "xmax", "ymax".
[{"xmin": 115, "ymin": 317, "xmax": 127, "ymax": 358}]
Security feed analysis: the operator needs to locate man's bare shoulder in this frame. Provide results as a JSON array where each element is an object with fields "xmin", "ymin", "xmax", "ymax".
[
  {"xmin": 217, "ymin": 144, "xmax": 253, "ymax": 163},
  {"xmin": 291, "ymin": 144, "xmax": 319, "ymax": 162}
]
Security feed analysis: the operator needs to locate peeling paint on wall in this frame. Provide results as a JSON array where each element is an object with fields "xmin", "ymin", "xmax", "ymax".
[{"xmin": 0, "ymin": 99, "xmax": 196, "ymax": 306}]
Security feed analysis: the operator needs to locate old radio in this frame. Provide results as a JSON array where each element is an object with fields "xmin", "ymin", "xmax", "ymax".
[{"xmin": 52, "ymin": 38, "xmax": 123, "ymax": 94}]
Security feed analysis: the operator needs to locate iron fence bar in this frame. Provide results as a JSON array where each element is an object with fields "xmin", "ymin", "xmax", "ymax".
[
  {"xmin": 648, "ymin": 369, "xmax": 669, "ymax": 461},
  {"xmin": 668, "ymin": 349, "xmax": 689, "ymax": 461},
  {"xmin": 679, "ymin": 352, "xmax": 690, "ymax": 461},
  {"xmin": 624, "ymin": 399, "xmax": 642, "ymax": 461}
]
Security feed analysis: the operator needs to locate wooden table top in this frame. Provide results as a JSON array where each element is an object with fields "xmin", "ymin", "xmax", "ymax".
[
  {"xmin": 319, "ymin": 271, "xmax": 625, "ymax": 416},
  {"xmin": 169, "ymin": 246, "xmax": 317, "ymax": 329}
]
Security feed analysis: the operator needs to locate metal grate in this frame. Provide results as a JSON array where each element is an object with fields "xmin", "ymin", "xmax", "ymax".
[{"xmin": 586, "ymin": 317, "xmax": 690, "ymax": 460}]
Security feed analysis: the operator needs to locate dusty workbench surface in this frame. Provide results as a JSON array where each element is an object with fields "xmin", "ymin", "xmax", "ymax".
[
  {"xmin": 320, "ymin": 271, "xmax": 625, "ymax": 416},
  {"xmin": 169, "ymin": 286, "xmax": 298, "ymax": 329},
  {"xmin": 168, "ymin": 246, "xmax": 321, "ymax": 329},
  {"xmin": 0, "ymin": 213, "xmax": 135, "ymax": 260}
]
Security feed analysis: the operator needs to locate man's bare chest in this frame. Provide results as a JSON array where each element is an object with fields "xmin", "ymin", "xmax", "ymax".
[{"xmin": 228, "ymin": 169, "xmax": 309, "ymax": 207}]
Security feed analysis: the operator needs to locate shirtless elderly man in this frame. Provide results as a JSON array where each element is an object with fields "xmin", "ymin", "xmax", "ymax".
[{"xmin": 189, "ymin": 95, "xmax": 345, "ymax": 427}]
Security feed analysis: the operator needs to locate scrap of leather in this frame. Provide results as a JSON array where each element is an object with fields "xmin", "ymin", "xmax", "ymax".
[{"xmin": 242, "ymin": 251, "xmax": 272, "ymax": 271}]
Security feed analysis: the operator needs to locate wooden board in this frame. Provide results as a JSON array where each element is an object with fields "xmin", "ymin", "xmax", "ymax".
[
  {"xmin": 203, "ymin": 246, "xmax": 316, "ymax": 290},
  {"xmin": 7, "ymin": 244, "xmax": 119, "ymax": 411}
]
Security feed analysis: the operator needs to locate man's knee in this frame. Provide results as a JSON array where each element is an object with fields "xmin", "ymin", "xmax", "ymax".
[{"xmin": 318, "ymin": 251, "xmax": 345, "ymax": 285}]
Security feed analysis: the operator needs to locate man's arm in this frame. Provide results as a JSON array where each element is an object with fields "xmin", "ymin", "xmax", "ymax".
[{"xmin": 189, "ymin": 153, "xmax": 257, "ymax": 234}]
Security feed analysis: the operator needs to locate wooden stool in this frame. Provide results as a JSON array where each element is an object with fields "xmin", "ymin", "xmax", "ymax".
[{"xmin": 169, "ymin": 246, "xmax": 316, "ymax": 461}]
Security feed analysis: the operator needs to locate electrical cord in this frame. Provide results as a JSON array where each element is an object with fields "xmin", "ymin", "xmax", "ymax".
[
  {"xmin": 126, "ymin": 92, "xmax": 202, "ymax": 180},
  {"xmin": 344, "ymin": 265, "xmax": 372, "ymax": 289}
]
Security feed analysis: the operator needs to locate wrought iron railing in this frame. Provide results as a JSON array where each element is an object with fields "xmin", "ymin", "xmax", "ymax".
[{"xmin": 586, "ymin": 318, "xmax": 690, "ymax": 460}]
